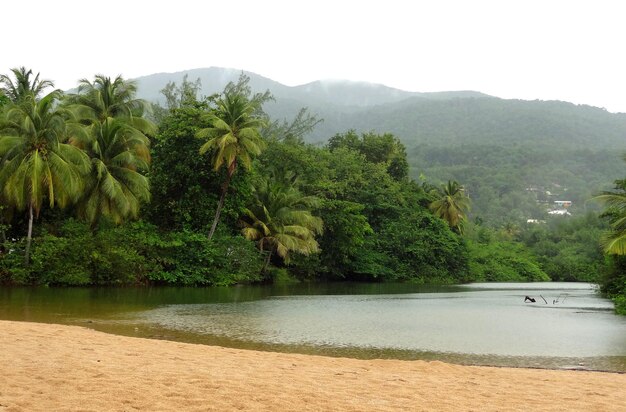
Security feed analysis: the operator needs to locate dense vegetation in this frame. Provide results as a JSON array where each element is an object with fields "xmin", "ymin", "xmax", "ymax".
[
  {"xmin": 0, "ymin": 70, "xmax": 475, "ymax": 286},
  {"xmin": 0, "ymin": 67, "xmax": 622, "ymax": 314}
]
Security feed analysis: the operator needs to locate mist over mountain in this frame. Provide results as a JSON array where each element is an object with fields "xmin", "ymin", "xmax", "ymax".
[{"xmin": 133, "ymin": 67, "xmax": 626, "ymax": 225}]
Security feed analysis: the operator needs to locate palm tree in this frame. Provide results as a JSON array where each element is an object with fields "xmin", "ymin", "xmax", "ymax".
[
  {"xmin": 429, "ymin": 180, "xmax": 471, "ymax": 234},
  {"xmin": 240, "ymin": 174, "xmax": 323, "ymax": 273},
  {"xmin": 70, "ymin": 119, "xmax": 151, "ymax": 226},
  {"xmin": 595, "ymin": 177, "xmax": 626, "ymax": 254},
  {"xmin": 66, "ymin": 75, "xmax": 154, "ymax": 226},
  {"xmin": 0, "ymin": 91, "xmax": 90, "ymax": 264},
  {"xmin": 0, "ymin": 67, "xmax": 53, "ymax": 103},
  {"xmin": 196, "ymin": 89, "xmax": 267, "ymax": 240},
  {"xmin": 67, "ymin": 75, "xmax": 155, "ymax": 135}
]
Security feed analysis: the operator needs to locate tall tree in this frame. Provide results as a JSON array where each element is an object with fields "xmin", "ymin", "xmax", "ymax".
[
  {"xmin": 66, "ymin": 75, "xmax": 154, "ymax": 226},
  {"xmin": 0, "ymin": 91, "xmax": 90, "ymax": 264},
  {"xmin": 429, "ymin": 180, "xmax": 471, "ymax": 234},
  {"xmin": 240, "ymin": 173, "xmax": 323, "ymax": 273},
  {"xmin": 196, "ymin": 82, "xmax": 268, "ymax": 240},
  {"xmin": 0, "ymin": 67, "xmax": 53, "ymax": 103}
]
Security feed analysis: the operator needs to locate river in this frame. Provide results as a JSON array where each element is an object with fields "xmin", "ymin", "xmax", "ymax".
[{"xmin": 1, "ymin": 282, "xmax": 625, "ymax": 371}]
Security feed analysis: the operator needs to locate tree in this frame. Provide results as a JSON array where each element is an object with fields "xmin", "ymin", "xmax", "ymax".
[
  {"xmin": 71, "ymin": 119, "xmax": 151, "ymax": 226},
  {"xmin": 160, "ymin": 74, "xmax": 204, "ymax": 111},
  {"xmin": 429, "ymin": 180, "xmax": 471, "ymax": 234},
  {"xmin": 595, "ymin": 177, "xmax": 626, "ymax": 254},
  {"xmin": 66, "ymin": 75, "xmax": 155, "ymax": 226},
  {"xmin": 263, "ymin": 108, "xmax": 323, "ymax": 144},
  {"xmin": 0, "ymin": 67, "xmax": 53, "ymax": 103},
  {"xmin": 67, "ymin": 75, "xmax": 155, "ymax": 134},
  {"xmin": 196, "ymin": 81, "xmax": 268, "ymax": 240},
  {"xmin": 0, "ymin": 91, "xmax": 90, "ymax": 264},
  {"xmin": 240, "ymin": 173, "xmax": 323, "ymax": 273},
  {"xmin": 149, "ymin": 100, "xmax": 254, "ymax": 231},
  {"xmin": 327, "ymin": 131, "xmax": 409, "ymax": 181}
]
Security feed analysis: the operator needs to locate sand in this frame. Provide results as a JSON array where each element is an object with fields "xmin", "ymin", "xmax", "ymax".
[{"xmin": 0, "ymin": 320, "xmax": 625, "ymax": 411}]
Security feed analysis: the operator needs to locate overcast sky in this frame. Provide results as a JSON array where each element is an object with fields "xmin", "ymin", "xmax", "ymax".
[{"xmin": 3, "ymin": 0, "xmax": 625, "ymax": 112}]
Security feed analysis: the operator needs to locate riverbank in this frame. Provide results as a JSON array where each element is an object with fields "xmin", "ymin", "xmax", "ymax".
[{"xmin": 1, "ymin": 320, "xmax": 624, "ymax": 411}]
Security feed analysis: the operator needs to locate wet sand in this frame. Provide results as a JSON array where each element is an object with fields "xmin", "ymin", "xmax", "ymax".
[{"xmin": 0, "ymin": 320, "xmax": 624, "ymax": 411}]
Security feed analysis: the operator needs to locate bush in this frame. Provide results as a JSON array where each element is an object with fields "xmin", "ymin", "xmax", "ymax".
[
  {"xmin": 467, "ymin": 240, "xmax": 550, "ymax": 282},
  {"xmin": 0, "ymin": 220, "xmax": 264, "ymax": 286}
]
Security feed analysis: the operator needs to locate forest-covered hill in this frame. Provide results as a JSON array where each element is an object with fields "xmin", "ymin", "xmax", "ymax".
[{"xmin": 133, "ymin": 67, "xmax": 626, "ymax": 226}]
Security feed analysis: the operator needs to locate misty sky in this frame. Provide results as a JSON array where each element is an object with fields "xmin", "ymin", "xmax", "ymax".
[{"xmin": 3, "ymin": 0, "xmax": 625, "ymax": 112}]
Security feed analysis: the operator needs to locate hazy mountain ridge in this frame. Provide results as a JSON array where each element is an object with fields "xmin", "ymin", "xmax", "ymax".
[{"xmin": 132, "ymin": 67, "xmax": 626, "ymax": 148}]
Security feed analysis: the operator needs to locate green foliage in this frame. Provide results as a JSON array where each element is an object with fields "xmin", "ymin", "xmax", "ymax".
[
  {"xmin": 143, "ymin": 228, "xmax": 264, "ymax": 286},
  {"xmin": 412, "ymin": 143, "xmax": 622, "ymax": 227},
  {"xmin": 65, "ymin": 75, "xmax": 155, "ymax": 226},
  {"xmin": 0, "ymin": 90, "xmax": 91, "ymax": 264},
  {"xmin": 196, "ymin": 75, "xmax": 270, "ymax": 240},
  {"xmin": 375, "ymin": 210, "xmax": 469, "ymax": 282},
  {"xmin": 328, "ymin": 130, "xmax": 408, "ymax": 181},
  {"xmin": 467, "ymin": 240, "xmax": 550, "ymax": 282},
  {"xmin": 597, "ymin": 162, "xmax": 626, "ymax": 313},
  {"xmin": 315, "ymin": 199, "xmax": 372, "ymax": 277},
  {"xmin": 429, "ymin": 180, "xmax": 470, "ymax": 234},
  {"xmin": 0, "ymin": 67, "xmax": 53, "ymax": 103},
  {"xmin": 614, "ymin": 295, "xmax": 626, "ymax": 315},
  {"xmin": 519, "ymin": 214, "xmax": 606, "ymax": 282},
  {"xmin": 0, "ymin": 219, "xmax": 264, "ymax": 286},
  {"xmin": 240, "ymin": 172, "xmax": 323, "ymax": 270},
  {"xmin": 148, "ymin": 103, "xmax": 252, "ymax": 231},
  {"xmin": 256, "ymin": 137, "xmax": 468, "ymax": 282}
]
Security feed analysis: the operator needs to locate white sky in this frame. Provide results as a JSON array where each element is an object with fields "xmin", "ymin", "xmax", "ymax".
[{"xmin": 3, "ymin": 0, "xmax": 626, "ymax": 112}]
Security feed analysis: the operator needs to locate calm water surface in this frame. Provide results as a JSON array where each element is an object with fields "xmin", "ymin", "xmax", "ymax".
[{"xmin": 1, "ymin": 282, "xmax": 625, "ymax": 372}]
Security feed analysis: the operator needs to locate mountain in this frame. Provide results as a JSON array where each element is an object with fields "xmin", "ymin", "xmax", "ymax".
[
  {"xmin": 132, "ymin": 67, "xmax": 626, "ymax": 226},
  {"xmin": 133, "ymin": 67, "xmax": 626, "ymax": 147}
]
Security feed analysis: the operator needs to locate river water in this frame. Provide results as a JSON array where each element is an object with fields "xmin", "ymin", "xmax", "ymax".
[{"xmin": 1, "ymin": 282, "xmax": 625, "ymax": 371}]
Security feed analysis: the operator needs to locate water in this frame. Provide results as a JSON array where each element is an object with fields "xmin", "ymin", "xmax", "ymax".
[{"xmin": 1, "ymin": 282, "xmax": 625, "ymax": 372}]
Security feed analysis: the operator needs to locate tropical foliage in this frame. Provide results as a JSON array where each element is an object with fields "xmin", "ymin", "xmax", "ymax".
[
  {"xmin": 0, "ymin": 67, "xmax": 53, "ymax": 103},
  {"xmin": 0, "ymin": 67, "xmax": 616, "ymax": 297},
  {"xmin": 66, "ymin": 75, "xmax": 155, "ymax": 225},
  {"xmin": 596, "ymin": 160, "xmax": 626, "ymax": 313},
  {"xmin": 0, "ymin": 90, "xmax": 89, "ymax": 264},
  {"xmin": 196, "ymin": 78, "xmax": 269, "ymax": 240},
  {"xmin": 240, "ymin": 173, "xmax": 323, "ymax": 272},
  {"xmin": 429, "ymin": 180, "xmax": 470, "ymax": 234}
]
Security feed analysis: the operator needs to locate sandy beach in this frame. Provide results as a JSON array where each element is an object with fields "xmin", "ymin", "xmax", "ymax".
[{"xmin": 0, "ymin": 320, "xmax": 624, "ymax": 411}]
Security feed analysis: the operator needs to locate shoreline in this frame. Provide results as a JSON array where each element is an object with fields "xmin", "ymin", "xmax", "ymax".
[{"xmin": 2, "ymin": 320, "xmax": 626, "ymax": 411}]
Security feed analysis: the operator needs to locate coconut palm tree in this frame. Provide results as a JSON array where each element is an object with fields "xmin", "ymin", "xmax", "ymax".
[
  {"xmin": 595, "ymin": 177, "xmax": 626, "ymax": 254},
  {"xmin": 240, "ymin": 174, "xmax": 323, "ymax": 273},
  {"xmin": 66, "ymin": 75, "xmax": 154, "ymax": 226},
  {"xmin": 429, "ymin": 180, "xmax": 471, "ymax": 234},
  {"xmin": 0, "ymin": 67, "xmax": 54, "ymax": 103},
  {"xmin": 70, "ymin": 119, "xmax": 150, "ymax": 226},
  {"xmin": 196, "ymin": 89, "xmax": 267, "ymax": 240},
  {"xmin": 67, "ymin": 75, "xmax": 155, "ymax": 135},
  {"xmin": 0, "ymin": 91, "xmax": 90, "ymax": 264}
]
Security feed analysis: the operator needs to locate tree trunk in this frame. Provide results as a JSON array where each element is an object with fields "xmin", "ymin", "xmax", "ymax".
[
  {"xmin": 262, "ymin": 250, "xmax": 273, "ymax": 274},
  {"xmin": 24, "ymin": 203, "xmax": 34, "ymax": 266},
  {"xmin": 208, "ymin": 173, "xmax": 233, "ymax": 241}
]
